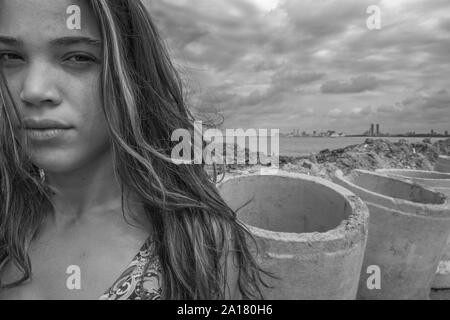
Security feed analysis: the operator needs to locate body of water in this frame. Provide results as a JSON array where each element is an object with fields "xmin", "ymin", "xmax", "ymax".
[{"xmin": 279, "ymin": 137, "xmax": 440, "ymax": 157}]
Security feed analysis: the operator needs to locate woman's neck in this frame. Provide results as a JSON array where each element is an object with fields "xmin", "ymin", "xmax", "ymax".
[{"xmin": 43, "ymin": 148, "xmax": 136, "ymax": 228}]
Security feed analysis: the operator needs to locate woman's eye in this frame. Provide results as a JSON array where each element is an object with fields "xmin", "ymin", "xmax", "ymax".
[
  {"xmin": 0, "ymin": 52, "xmax": 25, "ymax": 66},
  {"xmin": 64, "ymin": 54, "xmax": 98, "ymax": 65}
]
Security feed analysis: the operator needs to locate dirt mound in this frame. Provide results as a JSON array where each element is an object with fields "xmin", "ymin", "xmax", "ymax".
[{"xmin": 279, "ymin": 138, "xmax": 450, "ymax": 180}]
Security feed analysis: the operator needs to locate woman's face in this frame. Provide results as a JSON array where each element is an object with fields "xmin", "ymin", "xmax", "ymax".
[{"xmin": 0, "ymin": 0, "xmax": 110, "ymax": 173}]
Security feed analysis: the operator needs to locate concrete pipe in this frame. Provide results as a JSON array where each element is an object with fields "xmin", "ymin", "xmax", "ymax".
[
  {"xmin": 435, "ymin": 155, "xmax": 450, "ymax": 173},
  {"xmin": 217, "ymin": 172, "xmax": 369, "ymax": 300},
  {"xmin": 333, "ymin": 169, "xmax": 450, "ymax": 299},
  {"xmin": 375, "ymin": 169, "xmax": 450, "ymax": 289}
]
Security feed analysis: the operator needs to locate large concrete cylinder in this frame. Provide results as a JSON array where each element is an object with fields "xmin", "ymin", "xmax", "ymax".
[
  {"xmin": 376, "ymin": 169, "xmax": 450, "ymax": 289},
  {"xmin": 218, "ymin": 172, "xmax": 369, "ymax": 300},
  {"xmin": 334, "ymin": 169, "xmax": 450, "ymax": 299},
  {"xmin": 435, "ymin": 155, "xmax": 450, "ymax": 173}
]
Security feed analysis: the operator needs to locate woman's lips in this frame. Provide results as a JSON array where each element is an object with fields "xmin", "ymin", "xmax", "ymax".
[
  {"xmin": 22, "ymin": 118, "xmax": 73, "ymax": 130},
  {"xmin": 25, "ymin": 128, "xmax": 72, "ymax": 141}
]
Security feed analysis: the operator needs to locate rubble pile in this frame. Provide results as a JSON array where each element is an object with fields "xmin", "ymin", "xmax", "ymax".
[{"xmin": 275, "ymin": 138, "xmax": 449, "ymax": 180}]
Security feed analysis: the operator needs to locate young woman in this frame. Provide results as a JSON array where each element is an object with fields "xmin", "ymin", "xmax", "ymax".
[{"xmin": 0, "ymin": 0, "xmax": 269, "ymax": 300}]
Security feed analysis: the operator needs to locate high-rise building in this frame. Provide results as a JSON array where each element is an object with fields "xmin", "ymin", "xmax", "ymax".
[
  {"xmin": 370, "ymin": 124, "xmax": 375, "ymax": 137},
  {"xmin": 446, "ymin": 130, "xmax": 449, "ymax": 136},
  {"xmin": 376, "ymin": 124, "xmax": 380, "ymax": 136}
]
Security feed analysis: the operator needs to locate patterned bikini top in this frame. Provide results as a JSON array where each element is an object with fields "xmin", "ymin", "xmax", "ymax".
[{"xmin": 99, "ymin": 239, "xmax": 162, "ymax": 300}]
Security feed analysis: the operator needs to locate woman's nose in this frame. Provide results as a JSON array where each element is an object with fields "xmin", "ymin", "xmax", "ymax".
[{"xmin": 19, "ymin": 62, "xmax": 62, "ymax": 107}]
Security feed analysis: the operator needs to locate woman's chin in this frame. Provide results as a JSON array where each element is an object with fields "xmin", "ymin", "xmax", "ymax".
[{"xmin": 30, "ymin": 157, "xmax": 82, "ymax": 175}]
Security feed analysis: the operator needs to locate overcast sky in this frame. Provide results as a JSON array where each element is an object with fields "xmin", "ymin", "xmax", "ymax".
[{"xmin": 144, "ymin": 0, "xmax": 450, "ymax": 135}]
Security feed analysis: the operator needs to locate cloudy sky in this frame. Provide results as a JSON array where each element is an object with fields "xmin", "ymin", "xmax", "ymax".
[{"xmin": 143, "ymin": 0, "xmax": 450, "ymax": 135}]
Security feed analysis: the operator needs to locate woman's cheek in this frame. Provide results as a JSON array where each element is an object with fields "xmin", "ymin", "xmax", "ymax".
[{"xmin": 78, "ymin": 107, "xmax": 111, "ymax": 150}]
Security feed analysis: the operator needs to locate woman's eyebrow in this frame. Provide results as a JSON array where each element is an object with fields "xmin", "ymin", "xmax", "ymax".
[
  {"xmin": 0, "ymin": 36, "xmax": 22, "ymax": 47},
  {"xmin": 0, "ymin": 36, "xmax": 102, "ymax": 48},
  {"xmin": 49, "ymin": 36, "xmax": 102, "ymax": 48}
]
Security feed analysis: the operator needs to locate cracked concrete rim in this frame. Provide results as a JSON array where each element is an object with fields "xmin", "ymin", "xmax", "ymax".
[
  {"xmin": 218, "ymin": 171, "xmax": 370, "ymax": 253},
  {"xmin": 334, "ymin": 169, "xmax": 450, "ymax": 219}
]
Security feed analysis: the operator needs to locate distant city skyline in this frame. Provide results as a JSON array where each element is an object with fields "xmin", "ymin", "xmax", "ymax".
[
  {"xmin": 281, "ymin": 122, "xmax": 450, "ymax": 136},
  {"xmin": 145, "ymin": 0, "xmax": 450, "ymax": 133}
]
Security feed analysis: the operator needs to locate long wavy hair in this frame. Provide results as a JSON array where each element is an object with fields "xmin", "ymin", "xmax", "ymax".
[{"xmin": 0, "ymin": 0, "xmax": 270, "ymax": 299}]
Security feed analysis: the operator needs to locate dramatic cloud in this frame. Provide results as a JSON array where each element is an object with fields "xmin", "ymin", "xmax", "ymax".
[
  {"xmin": 321, "ymin": 75, "xmax": 379, "ymax": 94},
  {"xmin": 143, "ymin": 0, "xmax": 450, "ymax": 134},
  {"xmin": 374, "ymin": 89, "xmax": 450, "ymax": 122}
]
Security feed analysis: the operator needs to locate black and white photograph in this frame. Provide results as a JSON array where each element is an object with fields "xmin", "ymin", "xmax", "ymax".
[{"xmin": 0, "ymin": 0, "xmax": 449, "ymax": 305}]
